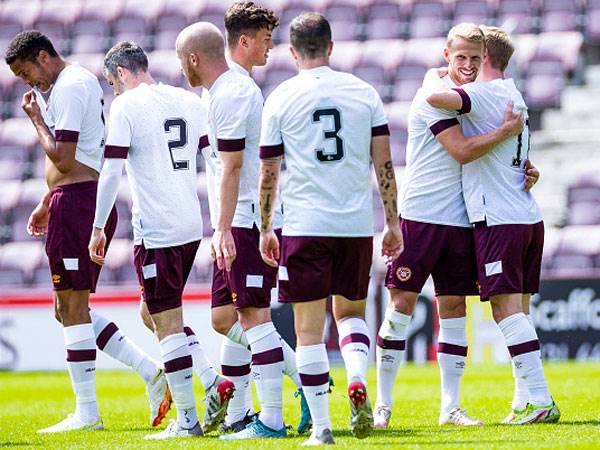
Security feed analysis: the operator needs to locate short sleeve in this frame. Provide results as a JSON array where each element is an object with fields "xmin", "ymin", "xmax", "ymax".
[
  {"xmin": 417, "ymin": 95, "xmax": 460, "ymax": 136},
  {"xmin": 193, "ymin": 97, "xmax": 210, "ymax": 151},
  {"xmin": 52, "ymin": 81, "xmax": 88, "ymax": 142},
  {"xmin": 259, "ymin": 93, "xmax": 283, "ymax": 158},
  {"xmin": 369, "ymin": 87, "xmax": 389, "ymax": 136},
  {"xmin": 104, "ymin": 97, "xmax": 132, "ymax": 159},
  {"xmin": 212, "ymin": 89, "xmax": 252, "ymax": 152},
  {"xmin": 456, "ymin": 82, "xmax": 493, "ymax": 122}
]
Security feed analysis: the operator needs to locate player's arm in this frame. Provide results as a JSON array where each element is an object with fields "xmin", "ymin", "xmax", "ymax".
[
  {"xmin": 426, "ymin": 89, "xmax": 464, "ymax": 111},
  {"xmin": 22, "ymin": 90, "xmax": 78, "ymax": 173},
  {"xmin": 26, "ymin": 190, "xmax": 52, "ymax": 236},
  {"xmin": 371, "ymin": 129, "xmax": 403, "ymax": 262},
  {"xmin": 433, "ymin": 102, "xmax": 523, "ymax": 164}
]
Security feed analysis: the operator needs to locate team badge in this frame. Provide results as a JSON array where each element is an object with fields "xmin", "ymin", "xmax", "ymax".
[
  {"xmin": 232, "ymin": 292, "xmax": 237, "ymax": 303},
  {"xmin": 396, "ymin": 266, "xmax": 412, "ymax": 282},
  {"xmin": 52, "ymin": 274, "xmax": 61, "ymax": 284}
]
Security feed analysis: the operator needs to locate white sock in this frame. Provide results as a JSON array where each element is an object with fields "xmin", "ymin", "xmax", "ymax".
[
  {"xmin": 499, "ymin": 313, "xmax": 552, "ymax": 407},
  {"xmin": 511, "ymin": 314, "xmax": 536, "ymax": 410},
  {"xmin": 221, "ymin": 337, "xmax": 253, "ymax": 424},
  {"xmin": 64, "ymin": 323, "xmax": 99, "ymax": 423},
  {"xmin": 281, "ymin": 337, "xmax": 301, "ymax": 388},
  {"xmin": 226, "ymin": 321, "xmax": 249, "ymax": 347},
  {"xmin": 337, "ymin": 317, "xmax": 370, "ymax": 386},
  {"xmin": 246, "ymin": 322, "xmax": 284, "ymax": 430},
  {"xmin": 297, "ymin": 344, "xmax": 331, "ymax": 435},
  {"xmin": 376, "ymin": 309, "xmax": 410, "ymax": 408},
  {"xmin": 437, "ymin": 317, "xmax": 467, "ymax": 415},
  {"xmin": 90, "ymin": 310, "xmax": 158, "ymax": 384},
  {"xmin": 160, "ymin": 333, "xmax": 197, "ymax": 428},
  {"xmin": 183, "ymin": 326, "xmax": 219, "ymax": 391}
]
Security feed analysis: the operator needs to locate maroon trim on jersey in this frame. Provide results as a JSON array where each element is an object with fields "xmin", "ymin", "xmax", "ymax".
[
  {"xmin": 372, "ymin": 124, "xmax": 390, "ymax": 136},
  {"xmin": 198, "ymin": 134, "xmax": 209, "ymax": 150},
  {"xmin": 217, "ymin": 138, "xmax": 245, "ymax": 152},
  {"xmin": 452, "ymin": 88, "xmax": 471, "ymax": 114},
  {"xmin": 430, "ymin": 118, "xmax": 460, "ymax": 136},
  {"xmin": 260, "ymin": 143, "xmax": 284, "ymax": 159},
  {"xmin": 104, "ymin": 145, "xmax": 129, "ymax": 159},
  {"xmin": 55, "ymin": 129, "xmax": 79, "ymax": 142},
  {"xmin": 508, "ymin": 339, "xmax": 540, "ymax": 357},
  {"xmin": 438, "ymin": 342, "xmax": 468, "ymax": 357}
]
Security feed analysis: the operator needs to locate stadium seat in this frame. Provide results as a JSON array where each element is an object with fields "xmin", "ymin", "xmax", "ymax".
[
  {"xmin": 452, "ymin": 0, "xmax": 491, "ymax": 25},
  {"xmin": 74, "ymin": 0, "xmax": 122, "ymax": 54},
  {"xmin": 385, "ymin": 101, "xmax": 410, "ymax": 166},
  {"xmin": 199, "ymin": 0, "xmax": 230, "ymax": 35},
  {"xmin": 33, "ymin": 0, "xmax": 83, "ymax": 55},
  {"xmin": 584, "ymin": 0, "xmax": 600, "ymax": 44},
  {"xmin": 364, "ymin": 0, "xmax": 404, "ymax": 40},
  {"xmin": 325, "ymin": 0, "xmax": 364, "ymax": 41},
  {"xmin": 157, "ymin": 0, "xmax": 204, "ymax": 34},
  {"xmin": 496, "ymin": 0, "xmax": 537, "ymax": 34},
  {"xmin": 147, "ymin": 49, "xmax": 185, "ymax": 86},
  {"xmin": 524, "ymin": 60, "xmax": 565, "ymax": 109},
  {"xmin": 276, "ymin": 0, "xmax": 322, "ymax": 43},
  {"xmin": 567, "ymin": 173, "xmax": 600, "ymax": 204},
  {"xmin": 103, "ymin": 238, "xmax": 137, "ymax": 284},
  {"xmin": 534, "ymin": 32, "xmax": 583, "ymax": 77},
  {"xmin": 549, "ymin": 225, "xmax": 600, "ymax": 276},
  {"xmin": 69, "ymin": 53, "xmax": 105, "ymax": 79},
  {"xmin": 328, "ymin": 40, "xmax": 363, "ymax": 72},
  {"xmin": 408, "ymin": 0, "xmax": 448, "ymax": 39},
  {"xmin": 0, "ymin": 118, "xmax": 38, "ymax": 179},
  {"xmin": 539, "ymin": 0, "xmax": 580, "ymax": 33},
  {"xmin": 0, "ymin": 240, "xmax": 44, "ymax": 286},
  {"xmin": 567, "ymin": 202, "xmax": 600, "ymax": 226},
  {"xmin": 0, "ymin": 0, "xmax": 41, "ymax": 31}
]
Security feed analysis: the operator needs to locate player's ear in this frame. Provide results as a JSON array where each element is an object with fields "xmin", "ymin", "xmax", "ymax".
[
  {"xmin": 443, "ymin": 47, "xmax": 450, "ymax": 63},
  {"xmin": 240, "ymin": 34, "xmax": 249, "ymax": 49},
  {"xmin": 327, "ymin": 41, "xmax": 333, "ymax": 56},
  {"xmin": 37, "ymin": 50, "xmax": 50, "ymax": 65}
]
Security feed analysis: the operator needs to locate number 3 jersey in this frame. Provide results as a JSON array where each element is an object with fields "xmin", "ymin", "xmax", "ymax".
[
  {"xmin": 259, "ymin": 66, "xmax": 388, "ymax": 237},
  {"xmin": 104, "ymin": 83, "xmax": 207, "ymax": 248},
  {"xmin": 457, "ymin": 78, "xmax": 542, "ymax": 225}
]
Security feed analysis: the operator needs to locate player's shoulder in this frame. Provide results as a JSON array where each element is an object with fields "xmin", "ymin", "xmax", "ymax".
[{"xmin": 54, "ymin": 63, "xmax": 99, "ymax": 93}]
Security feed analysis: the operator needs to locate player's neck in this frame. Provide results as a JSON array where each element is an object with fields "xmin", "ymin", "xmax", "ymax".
[
  {"xmin": 229, "ymin": 50, "xmax": 252, "ymax": 74},
  {"xmin": 129, "ymin": 72, "xmax": 155, "ymax": 89},
  {"xmin": 297, "ymin": 57, "xmax": 330, "ymax": 71},
  {"xmin": 478, "ymin": 65, "xmax": 504, "ymax": 82},
  {"xmin": 203, "ymin": 61, "xmax": 230, "ymax": 89}
]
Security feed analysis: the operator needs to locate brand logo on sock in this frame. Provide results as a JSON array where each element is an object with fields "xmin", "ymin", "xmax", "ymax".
[
  {"xmin": 315, "ymin": 390, "xmax": 329, "ymax": 396},
  {"xmin": 85, "ymin": 368, "xmax": 95, "ymax": 373},
  {"xmin": 396, "ymin": 266, "xmax": 412, "ymax": 282},
  {"xmin": 184, "ymin": 410, "xmax": 190, "ymax": 424},
  {"xmin": 185, "ymin": 374, "xmax": 193, "ymax": 380},
  {"xmin": 252, "ymin": 370, "xmax": 260, "ymax": 380},
  {"xmin": 455, "ymin": 361, "xmax": 465, "ymax": 369},
  {"xmin": 515, "ymin": 361, "xmax": 523, "ymax": 369},
  {"xmin": 381, "ymin": 354, "xmax": 395, "ymax": 364},
  {"xmin": 352, "ymin": 348, "xmax": 368, "ymax": 356}
]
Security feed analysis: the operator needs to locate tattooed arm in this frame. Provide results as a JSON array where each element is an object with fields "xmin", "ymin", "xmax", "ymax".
[
  {"xmin": 371, "ymin": 134, "xmax": 404, "ymax": 261},
  {"xmin": 258, "ymin": 156, "xmax": 282, "ymax": 267}
]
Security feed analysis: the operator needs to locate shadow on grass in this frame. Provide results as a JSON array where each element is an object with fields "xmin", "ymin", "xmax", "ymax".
[
  {"xmin": 551, "ymin": 420, "xmax": 600, "ymax": 426},
  {"xmin": 0, "ymin": 443, "xmax": 39, "ymax": 448}
]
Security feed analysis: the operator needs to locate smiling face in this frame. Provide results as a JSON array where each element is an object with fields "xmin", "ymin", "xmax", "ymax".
[
  {"xmin": 444, "ymin": 37, "xmax": 484, "ymax": 86},
  {"xmin": 246, "ymin": 27, "xmax": 274, "ymax": 67},
  {"xmin": 9, "ymin": 51, "xmax": 56, "ymax": 91}
]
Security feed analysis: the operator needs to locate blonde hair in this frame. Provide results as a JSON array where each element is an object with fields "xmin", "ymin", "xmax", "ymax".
[
  {"xmin": 446, "ymin": 23, "xmax": 485, "ymax": 50},
  {"xmin": 481, "ymin": 25, "xmax": 514, "ymax": 71}
]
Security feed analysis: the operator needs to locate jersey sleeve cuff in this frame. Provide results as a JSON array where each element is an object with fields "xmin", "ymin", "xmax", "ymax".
[
  {"xmin": 55, "ymin": 130, "xmax": 80, "ymax": 142},
  {"xmin": 260, "ymin": 143, "xmax": 284, "ymax": 158},
  {"xmin": 430, "ymin": 118, "xmax": 460, "ymax": 136},
  {"xmin": 452, "ymin": 88, "xmax": 471, "ymax": 114},
  {"xmin": 372, "ymin": 124, "xmax": 390, "ymax": 136},
  {"xmin": 198, "ymin": 135, "xmax": 210, "ymax": 150},
  {"xmin": 104, "ymin": 145, "xmax": 129, "ymax": 158},
  {"xmin": 217, "ymin": 138, "xmax": 245, "ymax": 152}
]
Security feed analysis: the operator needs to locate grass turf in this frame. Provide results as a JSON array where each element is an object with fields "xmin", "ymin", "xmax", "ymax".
[{"xmin": 1, "ymin": 362, "xmax": 598, "ymax": 449}]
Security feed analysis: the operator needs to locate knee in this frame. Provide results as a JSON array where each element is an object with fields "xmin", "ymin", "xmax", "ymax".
[
  {"xmin": 390, "ymin": 290, "xmax": 418, "ymax": 315},
  {"xmin": 212, "ymin": 315, "xmax": 234, "ymax": 336},
  {"xmin": 139, "ymin": 307, "xmax": 155, "ymax": 333}
]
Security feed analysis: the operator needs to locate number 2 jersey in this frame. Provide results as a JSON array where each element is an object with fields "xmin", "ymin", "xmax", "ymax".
[
  {"xmin": 260, "ymin": 66, "xmax": 389, "ymax": 237},
  {"xmin": 456, "ymin": 78, "xmax": 542, "ymax": 225},
  {"xmin": 104, "ymin": 83, "xmax": 207, "ymax": 248}
]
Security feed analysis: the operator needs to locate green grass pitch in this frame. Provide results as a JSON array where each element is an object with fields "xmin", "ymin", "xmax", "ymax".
[{"xmin": 1, "ymin": 362, "xmax": 598, "ymax": 449}]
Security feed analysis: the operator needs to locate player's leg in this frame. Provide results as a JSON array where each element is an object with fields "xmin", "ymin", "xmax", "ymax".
[{"xmin": 38, "ymin": 289, "xmax": 103, "ymax": 433}]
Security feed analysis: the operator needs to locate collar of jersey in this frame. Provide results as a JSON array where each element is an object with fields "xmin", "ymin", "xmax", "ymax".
[
  {"xmin": 228, "ymin": 61, "xmax": 250, "ymax": 77},
  {"xmin": 299, "ymin": 65, "xmax": 333, "ymax": 77}
]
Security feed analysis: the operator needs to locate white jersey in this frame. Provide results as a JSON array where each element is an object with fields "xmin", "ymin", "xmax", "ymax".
[
  {"xmin": 457, "ymin": 79, "xmax": 542, "ymax": 225},
  {"xmin": 203, "ymin": 66, "xmax": 283, "ymax": 230},
  {"xmin": 36, "ymin": 63, "xmax": 105, "ymax": 172},
  {"xmin": 104, "ymin": 83, "xmax": 207, "ymax": 248},
  {"xmin": 260, "ymin": 66, "xmax": 389, "ymax": 237},
  {"xmin": 400, "ymin": 75, "xmax": 471, "ymax": 228}
]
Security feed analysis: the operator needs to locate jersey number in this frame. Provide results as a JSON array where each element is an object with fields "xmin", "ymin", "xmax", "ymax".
[
  {"xmin": 513, "ymin": 118, "xmax": 530, "ymax": 167},
  {"xmin": 313, "ymin": 108, "xmax": 344, "ymax": 162},
  {"xmin": 164, "ymin": 118, "xmax": 189, "ymax": 170}
]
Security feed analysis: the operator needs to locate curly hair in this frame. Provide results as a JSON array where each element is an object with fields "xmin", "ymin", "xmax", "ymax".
[
  {"xmin": 224, "ymin": 1, "xmax": 280, "ymax": 50},
  {"xmin": 5, "ymin": 30, "xmax": 58, "ymax": 65}
]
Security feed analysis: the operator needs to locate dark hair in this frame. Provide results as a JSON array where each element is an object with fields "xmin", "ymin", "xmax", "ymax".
[
  {"xmin": 289, "ymin": 12, "xmax": 331, "ymax": 59},
  {"xmin": 104, "ymin": 41, "xmax": 148, "ymax": 77},
  {"xmin": 5, "ymin": 30, "xmax": 58, "ymax": 65},
  {"xmin": 224, "ymin": 1, "xmax": 279, "ymax": 50}
]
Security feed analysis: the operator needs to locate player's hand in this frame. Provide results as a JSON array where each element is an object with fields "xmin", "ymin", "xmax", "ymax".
[
  {"xmin": 89, "ymin": 227, "xmax": 107, "ymax": 265},
  {"xmin": 381, "ymin": 222, "xmax": 404, "ymax": 265},
  {"xmin": 259, "ymin": 229, "xmax": 279, "ymax": 268},
  {"xmin": 502, "ymin": 101, "xmax": 523, "ymax": 137},
  {"xmin": 26, "ymin": 201, "xmax": 49, "ymax": 237},
  {"xmin": 524, "ymin": 159, "xmax": 540, "ymax": 192},
  {"xmin": 21, "ymin": 90, "xmax": 41, "ymax": 119},
  {"xmin": 212, "ymin": 229, "xmax": 236, "ymax": 272}
]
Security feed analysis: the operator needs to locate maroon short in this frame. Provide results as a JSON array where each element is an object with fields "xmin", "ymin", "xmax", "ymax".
[
  {"xmin": 278, "ymin": 235, "xmax": 373, "ymax": 303},
  {"xmin": 385, "ymin": 218, "xmax": 478, "ymax": 296},
  {"xmin": 211, "ymin": 226, "xmax": 279, "ymax": 309},
  {"xmin": 134, "ymin": 240, "xmax": 200, "ymax": 315},
  {"xmin": 46, "ymin": 181, "xmax": 117, "ymax": 293},
  {"xmin": 474, "ymin": 221, "xmax": 544, "ymax": 300}
]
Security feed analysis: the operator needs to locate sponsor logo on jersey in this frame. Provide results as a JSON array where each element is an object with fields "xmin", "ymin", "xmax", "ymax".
[
  {"xmin": 396, "ymin": 266, "xmax": 412, "ymax": 282},
  {"xmin": 52, "ymin": 274, "xmax": 61, "ymax": 284}
]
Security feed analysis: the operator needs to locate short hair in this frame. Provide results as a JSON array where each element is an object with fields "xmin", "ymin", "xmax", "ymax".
[
  {"xmin": 446, "ymin": 23, "xmax": 485, "ymax": 50},
  {"xmin": 225, "ymin": 2, "xmax": 279, "ymax": 50},
  {"xmin": 289, "ymin": 12, "xmax": 331, "ymax": 59},
  {"xmin": 5, "ymin": 30, "xmax": 58, "ymax": 65},
  {"xmin": 104, "ymin": 41, "xmax": 148, "ymax": 78},
  {"xmin": 481, "ymin": 26, "xmax": 514, "ymax": 71}
]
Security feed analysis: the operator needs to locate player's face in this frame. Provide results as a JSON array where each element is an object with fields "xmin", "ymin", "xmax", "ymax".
[
  {"xmin": 247, "ymin": 28, "xmax": 274, "ymax": 67},
  {"xmin": 444, "ymin": 37, "xmax": 484, "ymax": 86},
  {"xmin": 10, "ymin": 55, "xmax": 54, "ymax": 92},
  {"xmin": 104, "ymin": 72, "xmax": 123, "ymax": 96},
  {"xmin": 177, "ymin": 51, "xmax": 201, "ymax": 87}
]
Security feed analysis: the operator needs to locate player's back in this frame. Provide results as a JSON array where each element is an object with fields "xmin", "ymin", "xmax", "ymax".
[
  {"xmin": 459, "ymin": 79, "xmax": 541, "ymax": 225},
  {"xmin": 113, "ymin": 83, "xmax": 205, "ymax": 247},
  {"xmin": 264, "ymin": 66, "xmax": 385, "ymax": 237}
]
